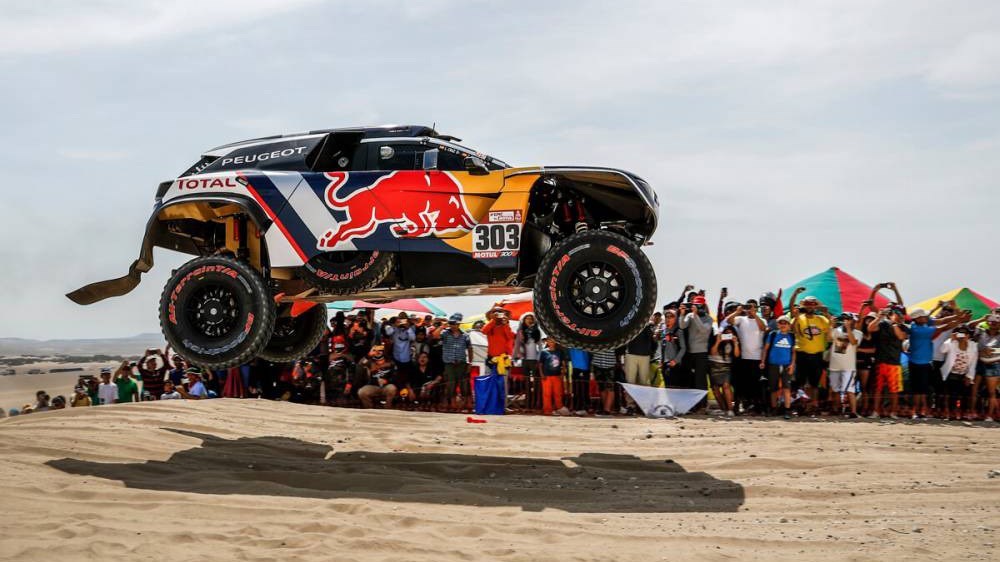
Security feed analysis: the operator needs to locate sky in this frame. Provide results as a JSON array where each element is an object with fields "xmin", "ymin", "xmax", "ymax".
[{"xmin": 1, "ymin": 0, "xmax": 999, "ymax": 340}]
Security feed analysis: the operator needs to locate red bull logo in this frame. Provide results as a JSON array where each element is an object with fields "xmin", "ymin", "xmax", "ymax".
[{"xmin": 318, "ymin": 171, "xmax": 476, "ymax": 249}]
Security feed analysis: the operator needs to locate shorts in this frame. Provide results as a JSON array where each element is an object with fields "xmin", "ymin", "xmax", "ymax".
[
  {"xmin": 874, "ymin": 363, "xmax": 903, "ymax": 394},
  {"xmin": 828, "ymin": 369, "xmax": 856, "ymax": 394},
  {"xmin": 709, "ymin": 362, "xmax": 731, "ymax": 386},
  {"xmin": 856, "ymin": 352, "xmax": 875, "ymax": 372},
  {"xmin": 909, "ymin": 363, "xmax": 933, "ymax": 394},
  {"xmin": 767, "ymin": 364, "xmax": 792, "ymax": 393},
  {"xmin": 592, "ymin": 366, "xmax": 616, "ymax": 389},
  {"xmin": 795, "ymin": 352, "xmax": 824, "ymax": 389},
  {"xmin": 983, "ymin": 364, "xmax": 1000, "ymax": 378},
  {"xmin": 444, "ymin": 362, "xmax": 470, "ymax": 396}
]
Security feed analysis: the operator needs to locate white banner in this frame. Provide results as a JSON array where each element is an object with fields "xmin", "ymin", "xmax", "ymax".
[{"xmin": 619, "ymin": 383, "xmax": 707, "ymax": 417}]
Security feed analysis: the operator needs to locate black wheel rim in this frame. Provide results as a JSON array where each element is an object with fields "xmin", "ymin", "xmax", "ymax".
[
  {"xmin": 568, "ymin": 261, "xmax": 624, "ymax": 318},
  {"xmin": 272, "ymin": 317, "xmax": 298, "ymax": 339},
  {"xmin": 185, "ymin": 285, "xmax": 240, "ymax": 338}
]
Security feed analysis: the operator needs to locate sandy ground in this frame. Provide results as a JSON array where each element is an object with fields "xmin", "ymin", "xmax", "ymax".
[
  {"xmin": 0, "ymin": 400, "xmax": 997, "ymax": 562},
  {"xmin": 0, "ymin": 364, "xmax": 111, "ymax": 412}
]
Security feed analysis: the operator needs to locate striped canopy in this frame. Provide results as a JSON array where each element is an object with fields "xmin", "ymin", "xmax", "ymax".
[
  {"xmin": 326, "ymin": 298, "xmax": 447, "ymax": 316},
  {"xmin": 781, "ymin": 267, "xmax": 890, "ymax": 317},
  {"xmin": 910, "ymin": 288, "xmax": 998, "ymax": 319}
]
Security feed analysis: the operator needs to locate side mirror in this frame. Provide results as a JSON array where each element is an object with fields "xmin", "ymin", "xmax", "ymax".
[
  {"xmin": 463, "ymin": 155, "xmax": 489, "ymax": 176},
  {"xmin": 422, "ymin": 149, "xmax": 439, "ymax": 171}
]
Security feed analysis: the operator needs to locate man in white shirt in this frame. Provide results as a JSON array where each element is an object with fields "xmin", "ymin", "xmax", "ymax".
[
  {"xmin": 177, "ymin": 368, "xmax": 209, "ymax": 400},
  {"xmin": 828, "ymin": 313, "xmax": 863, "ymax": 417},
  {"xmin": 726, "ymin": 301, "xmax": 767, "ymax": 414},
  {"xmin": 97, "ymin": 368, "xmax": 117, "ymax": 405}
]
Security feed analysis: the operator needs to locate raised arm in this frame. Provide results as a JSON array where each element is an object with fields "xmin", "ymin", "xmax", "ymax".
[{"xmin": 788, "ymin": 287, "xmax": 806, "ymax": 316}]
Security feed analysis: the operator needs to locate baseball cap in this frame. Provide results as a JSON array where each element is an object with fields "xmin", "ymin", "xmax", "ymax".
[
  {"xmin": 100, "ymin": 367, "xmax": 112, "ymax": 375},
  {"xmin": 691, "ymin": 295, "xmax": 707, "ymax": 306},
  {"xmin": 448, "ymin": 313, "xmax": 463, "ymax": 323},
  {"xmin": 776, "ymin": 315, "xmax": 791, "ymax": 324},
  {"xmin": 184, "ymin": 366, "xmax": 203, "ymax": 377},
  {"xmin": 909, "ymin": 308, "xmax": 929, "ymax": 319}
]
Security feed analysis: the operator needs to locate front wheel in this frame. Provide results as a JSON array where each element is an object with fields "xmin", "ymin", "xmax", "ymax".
[
  {"xmin": 159, "ymin": 255, "xmax": 275, "ymax": 370},
  {"xmin": 533, "ymin": 230, "xmax": 657, "ymax": 351}
]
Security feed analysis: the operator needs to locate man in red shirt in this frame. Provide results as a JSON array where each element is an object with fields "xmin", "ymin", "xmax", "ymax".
[{"xmin": 482, "ymin": 307, "xmax": 516, "ymax": 407}]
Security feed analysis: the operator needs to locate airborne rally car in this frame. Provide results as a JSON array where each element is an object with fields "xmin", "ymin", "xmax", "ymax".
[{"xmin": 68, "ymin": 125, "xmax": 659, "ymax": 368}]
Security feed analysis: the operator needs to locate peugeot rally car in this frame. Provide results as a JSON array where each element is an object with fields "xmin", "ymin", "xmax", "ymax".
[{"xmin": 68, "ymin": 125, "xmax": 659, "ymax": 368}]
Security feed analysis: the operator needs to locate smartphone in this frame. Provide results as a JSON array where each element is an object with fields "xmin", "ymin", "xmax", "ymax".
[{"xmin": 721, "ymin": 334, "xmax": 733, "ymax": 341}]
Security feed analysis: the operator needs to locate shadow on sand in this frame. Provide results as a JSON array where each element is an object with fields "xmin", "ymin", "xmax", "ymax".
[{"xmin": 48, "ymin": 429, "xmax": 744, "ymax": 513}]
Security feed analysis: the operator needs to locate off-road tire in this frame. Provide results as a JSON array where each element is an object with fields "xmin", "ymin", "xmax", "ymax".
[
  {"xmin": 533, "ymin": 230, "xmax": 656, "ymax": 351},
  {"xmin": 300, "ymin": 251, "xmax": 395, "ymax": 294},
  {"xmin": 258, "ymin": 304, "xmax": 328, "ymax": 363},
  {"xmin": 159, "ymin": 255, "xmax": 275, "ymax": 370}
]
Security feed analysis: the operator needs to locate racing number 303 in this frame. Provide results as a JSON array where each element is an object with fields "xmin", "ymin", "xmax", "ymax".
[{"xmin": 473, "ymin": 223, "xmax": 520, "ymax": 252}]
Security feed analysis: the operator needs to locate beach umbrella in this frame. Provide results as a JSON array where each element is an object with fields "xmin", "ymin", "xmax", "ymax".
[
  {"xmin": 780, "ymin": 267, "xmax": 891, "ymax": 317},
  {"xmin": 910, "ymin": 288, "xmax": 998, "ymax": 319},
  {"xmin": 327, "ymin": 298, "xmax": 446, "ymax": 316},
  {"xmin": 494, "ymin": 292, "xmax": 534, "ymax": 320}
]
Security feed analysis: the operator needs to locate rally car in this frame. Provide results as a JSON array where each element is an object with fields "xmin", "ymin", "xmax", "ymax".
[{"xmin": 68, "ymin": 125, "xmax": 659, "ymax": 368}]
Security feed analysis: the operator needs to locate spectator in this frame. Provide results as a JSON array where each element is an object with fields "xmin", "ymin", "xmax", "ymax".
[
  {"xmin": 348, "ymin": 312, "xmax": 373, "ymax": 360},
  {"xmin": 440, "ymin": 313, "xmax": 473, "ymax": 411},
  {"xmin": 868, "ymin": 304, "xmax": 909, "ymax": 419},
  {"xmin": 680, "ymin": 295, "xmax": 713, "ymax": 410},
  {"xmin": 327, "ymin": 336, "xmax": 355, "ymax": 401},
  {"xmin": 539, "ymin": 338, "xmax": 571, "ymax": 416},
  {"xmin": 660, "ymin": 309, "xmax": 686, "ymax": 387},
  {"xmin": 483, "ymin": 307, "xmax": 516, "ymax": 408},
  {"xmin": 513, "ymin": 312, "xmax": 542, "ymax": 378},
  {"xmin": 138, "ymin": 348, "xmax": 168, "ymax": 401},
  {"xmin": 167, "ymin": 355, "xmax": 186, "ymax": 386},
  {"xmin": 709, "ymin": 325, "xmax": 739, "ymax": 417},
  {"xmin": 411, "ymin": 326, "xmax": 431, "ymax": 360},
  {"xmin": 939, "ymin": 326, "xmax": 978, "ymax": 420},
  {"xmin": 411, "ymin": 351, "xmax": 442, "ymax": 404},
  {"xmin": 787, "ymin": 290, "xmax": 831, "ymax": 411},
  {"xmin": 974, "ymin": 313, "xmax": 1000, "ymax": 422},
  {"xmin": 590, "ymin": 347, "xmax": 619, "ymax": 416},
  {"xmin": 32, "ymin": 390, "xmax": 50, "ymax": 412},
  {"xmin": 855, "ymin": 303, "xmax": 879, "ymax": 416},
  {"xmin": 907, "ymin": 307, "xmax": 965, "ymax": 419},
  {"xmin": 929, "ymin": 300, "xmax": 959, "ymax": 415},
  {"xmin": 357, "ymin": 345, "xmax": 397, "ymax": 408},
  {"xmin": 567, "ymin": 347, "xmax": 591, "ymax": 415},
  {"xmin": 70, "ymin": 386, "xmax": 92, "ymax": 407},
  {"xmin": 726, "ymin": 301, "xmax": 767, "ymax": 415},
  {"xmin": 389, "ymin": 313, "xmax": 416, "ymax": 390},
  {"xmin": 828, "ymin": 313, "xmax": 862, "ymax": 418},
  {"xmin": 160, "ymin": 381, "xmax": 183, "ymax": 400},
  {"xmin": 51, "ymin": 396, "xmax": 66, "ymax": 410},
  {"xmin": 114, "ymin": 362, "xmax": 140, "ymax": 404},
  {"xmin": 97, "ymin": 368, "xmax": 117, "ymax": 405},
  {"xmin": 180, "ymin": 368, "xmax": 210, "ymax": 399},
  {"xmin": 761, "ymin": 315, "xmax": 796, "ymax": 419},
  {"xmin": 623, "ymin": 317, "xmax": 656, "ymax": 413}
]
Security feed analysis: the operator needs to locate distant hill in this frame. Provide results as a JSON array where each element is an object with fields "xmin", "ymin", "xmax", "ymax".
[{"xmin": 0, "ymin": 333, "xmax": 167, "ymax": 357}]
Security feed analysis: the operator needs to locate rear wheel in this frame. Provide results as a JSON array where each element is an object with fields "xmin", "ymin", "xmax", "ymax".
[
  {"xmin": 533, "ymin": 230, "xmax": 656, "ymax": 350},
  {"xmin": 300, "ymin": 251, "xmax": 394, "ymax": 294},
  {"xmin": 159, "ymin": 255, "xmax": 275, "ymax": 369},
  {"xmin": 258, "ymin": 304, "xmax": 328, "ymax": 363}
]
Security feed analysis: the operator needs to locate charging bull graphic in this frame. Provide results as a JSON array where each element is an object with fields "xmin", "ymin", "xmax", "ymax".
[{"xmin": 318, "ymin": 171, "xmax": 476, "ymax": 249}]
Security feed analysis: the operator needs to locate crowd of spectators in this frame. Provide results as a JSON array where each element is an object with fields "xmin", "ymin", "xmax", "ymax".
[{"xmin": 6, "ymin": 285, "xmax": 999, "ymax": 422}]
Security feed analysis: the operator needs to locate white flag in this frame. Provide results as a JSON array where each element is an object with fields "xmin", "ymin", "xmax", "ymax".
[{"xmin": 620, "ymin": 383, "xmax": 707, "ymax": 417}]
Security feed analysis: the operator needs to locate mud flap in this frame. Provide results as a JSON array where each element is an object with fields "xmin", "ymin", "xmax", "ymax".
[{"xmin": 66, "ymin": 258, "xmax": 151, "ymax": 305}]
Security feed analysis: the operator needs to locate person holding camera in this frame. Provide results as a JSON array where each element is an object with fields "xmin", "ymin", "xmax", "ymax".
[
  {"xmin": 483, "ymin": 307, "xmax": 516, "ymax": 406},
  {"xmin": 787, "ymin": 288, "xmax": 831, "ymax": 412},
  {"xmin": 709, "ymin": 325, "xmax": 740, "ymax": 417},
  {"xmin": 867, "ymin": 303, "xmax": 910, "ymax": 419},
  {"xmin": 726, "ymin": 300, "xmax": 767, "ymax": 415},
  {"xmin": 679, "ymin": 295, "xmax": 713, "ymax": 409},
  {"xmin": 137, "ymin": 348, "xmax": 168, "ymax": 402},
  {"xmin": 828, "ymin": 313, "xmax": 862, "ymax": 417},
  {"xmin": 938, "ymin": 326, "xmax": 978, "ymax": 420}
]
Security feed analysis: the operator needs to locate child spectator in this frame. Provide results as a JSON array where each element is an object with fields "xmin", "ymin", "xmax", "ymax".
[
  {"xmin": 709, "ymin": 325, "xmax": 740, "ymax": 417},
  {"xmin": 70, "ymin": 386, "xmax": 92, "ymax": 407},
  {"xmin": 539, "ymin": 338, "xmax": 571, "ymax": 416},
  {"xmin": 160, "ymin": 381, "xmax": 183, "ymax": 400},
  {"xmin": 761, "ymin": 315, "xmax": 796, "ymax": 419}
]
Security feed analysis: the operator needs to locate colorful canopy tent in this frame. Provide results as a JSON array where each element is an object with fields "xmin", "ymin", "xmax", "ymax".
[
  {"xmin": 780, "ymin": 267, "xmax": 891, "ymax": 317},
  {"xmin": 910, "ymin": 288, "xmax": 998, "ymax": 319},
  {"xmin": 494, "ymin": 292, "xmax": 534, "ymax": 320},
  {"xmin": 326, "ymin": 298, "xmax": 447, "ymax": 316}
]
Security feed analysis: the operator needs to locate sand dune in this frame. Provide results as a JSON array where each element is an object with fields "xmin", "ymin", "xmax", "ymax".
[{"xmin": 1, "ymin": 400, "xmax": 998, "ymax": 561}]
